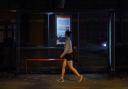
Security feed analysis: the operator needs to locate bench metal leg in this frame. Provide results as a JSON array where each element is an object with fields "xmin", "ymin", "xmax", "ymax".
[{"xmin": 25, "ymin": 60, "xmax": 28, "ymax": 74}]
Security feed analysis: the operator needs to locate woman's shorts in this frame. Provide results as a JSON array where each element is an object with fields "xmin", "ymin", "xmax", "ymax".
[{"xmin": 64, "ymin": 53, "xmax": 73, "ymax": 61}]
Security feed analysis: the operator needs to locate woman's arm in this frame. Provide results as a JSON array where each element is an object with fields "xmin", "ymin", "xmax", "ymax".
[{"xmin": 60, "ymin": 40, "xmax": 69, "ymax": 58}]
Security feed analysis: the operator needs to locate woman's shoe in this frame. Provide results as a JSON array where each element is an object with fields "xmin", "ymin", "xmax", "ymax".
[
  {"xmin": 57, "ymin": 79, "xmax": 64, "ymax": 83},
  {"xmin": 79, "ymin": 75, "xmax": 83, "ymax": 82}
]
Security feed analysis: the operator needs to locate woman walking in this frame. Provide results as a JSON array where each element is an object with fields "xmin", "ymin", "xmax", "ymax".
[{"xmin": 58, "ymin": 30, "xmax": 83, "ymax": 82}]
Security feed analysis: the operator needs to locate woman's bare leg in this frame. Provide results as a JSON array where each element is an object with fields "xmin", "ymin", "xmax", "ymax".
[
  {"xmin": 60, "ymin": 59, "xmax": 67, "ymax": 80},
  {"xmin": 67, "ymin": 60, "xmax": 83, "ymax": 82},
  {"xmin": 67, "ymin": 61, "xmax": 81, "ymax": 78}
]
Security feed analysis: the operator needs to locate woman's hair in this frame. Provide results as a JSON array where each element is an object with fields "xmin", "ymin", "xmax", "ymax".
[{"xmin": 65, "ymin": 30, "xmax": 71, "ymax": 37}]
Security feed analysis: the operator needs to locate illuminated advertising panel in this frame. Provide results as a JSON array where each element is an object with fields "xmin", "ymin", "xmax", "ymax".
[{"xmin": 56, "ymin": 16, "xmax": 70, "ymax": 45}]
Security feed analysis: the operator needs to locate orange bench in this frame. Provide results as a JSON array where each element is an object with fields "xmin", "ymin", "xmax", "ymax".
[{"xmin": 25, "ymin": 58, "xmax": 64, "ymax": 73}]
